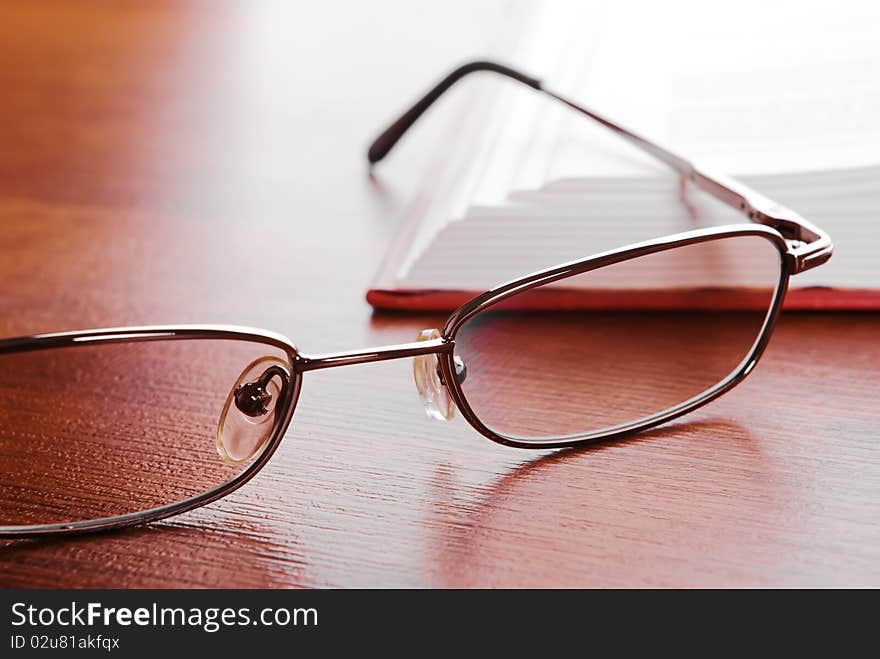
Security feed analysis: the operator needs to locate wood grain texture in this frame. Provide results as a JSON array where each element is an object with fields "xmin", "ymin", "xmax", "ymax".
[{"xmin": 0, "ymin": 1, "xmax": 878, "ymax": 587}]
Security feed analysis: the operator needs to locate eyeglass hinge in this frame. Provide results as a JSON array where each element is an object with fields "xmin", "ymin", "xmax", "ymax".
[
  {"xmin": 743, "ymin": 200, "xmax": 833, "ymax": 274},
  {"xmin": 790, "ymin": 240, "xmax": 834, "ymax": 273}
]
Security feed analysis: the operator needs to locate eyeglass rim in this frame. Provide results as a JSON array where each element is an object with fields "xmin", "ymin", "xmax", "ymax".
[
  {"xmin": 0, "ymin": 327, "xmax": 303, "ymax": 538},
  {"xmin": 438, "ymin": 224, "xmax": 792, "ymax": 449},
  {"xmin": 0, "ymin": 225, "xmax": 791, "ymax": 537}
]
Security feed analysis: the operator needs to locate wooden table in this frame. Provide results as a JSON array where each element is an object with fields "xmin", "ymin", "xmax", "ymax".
[{"xmin": 0, "ymin": 1, "xmax": 877, "ymax": 588}]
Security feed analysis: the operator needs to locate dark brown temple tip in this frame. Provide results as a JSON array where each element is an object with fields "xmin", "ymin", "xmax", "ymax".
[{"xmin": 367, "ymin": 60, "xmax": 542, "ymax": 165}]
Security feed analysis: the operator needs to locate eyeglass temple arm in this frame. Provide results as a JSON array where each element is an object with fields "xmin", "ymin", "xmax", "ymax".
[{"xmin": 367, "ymin": 60, "xmax": 832, "ymax": 273}]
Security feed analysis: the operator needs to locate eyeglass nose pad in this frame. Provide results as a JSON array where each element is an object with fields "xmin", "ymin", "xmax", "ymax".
[
  {"xmin": 217, "ymin": 356, "xmax": 290, "ymax": 464},
  {"xmin": 413, "ymin": 328, "xmax": 456, "ymax": 422}
]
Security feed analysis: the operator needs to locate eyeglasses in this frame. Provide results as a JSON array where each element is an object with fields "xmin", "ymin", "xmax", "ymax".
[{"xmin": 0, "ymin": 61, "xmax": 832, "ymax": 537}]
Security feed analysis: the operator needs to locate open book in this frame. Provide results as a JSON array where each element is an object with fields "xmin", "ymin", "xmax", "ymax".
[{"xmin": 367, "ymin": 1, "xmax": 879, "ymax": 312}]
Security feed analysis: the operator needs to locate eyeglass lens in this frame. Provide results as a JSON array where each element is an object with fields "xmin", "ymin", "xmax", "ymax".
[{"xmin": 452, "ymin": 235, "xmax": 783, "ymax": 440}]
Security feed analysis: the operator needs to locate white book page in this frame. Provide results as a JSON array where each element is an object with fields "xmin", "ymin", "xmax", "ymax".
[{"xmin": 394, "ymin": 0, "xmax": 880, "ymax": 294}]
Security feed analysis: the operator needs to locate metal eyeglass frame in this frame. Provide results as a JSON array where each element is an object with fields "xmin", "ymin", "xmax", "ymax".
[{"xmin": 0, "ymin": 61, "xmax": 832, "ymax": 537}]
